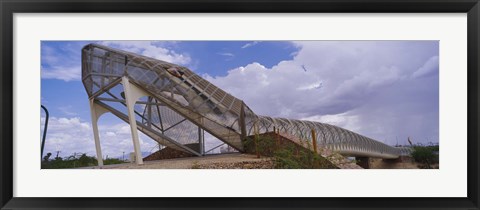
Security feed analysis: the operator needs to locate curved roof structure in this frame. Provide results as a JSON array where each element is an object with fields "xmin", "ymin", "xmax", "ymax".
[{"xmin": 82, "ymin": 43, "xmax": 411, "ymax": 160}]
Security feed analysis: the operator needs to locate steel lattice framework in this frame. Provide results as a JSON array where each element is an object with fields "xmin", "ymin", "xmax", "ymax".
[{"xmin": 82, "ymin": 44, "xmax": 411, "ymax": 165}]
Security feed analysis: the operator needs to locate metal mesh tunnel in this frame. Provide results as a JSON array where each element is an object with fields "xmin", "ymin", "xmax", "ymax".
[{"xmin": 81, "ymin": 43, "xmax": 411, "ymax": 165}]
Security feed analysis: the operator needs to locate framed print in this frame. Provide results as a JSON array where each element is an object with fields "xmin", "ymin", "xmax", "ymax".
[{"xmin": 1, "ymin": 0, "xmax": 479, "ymax": 209}]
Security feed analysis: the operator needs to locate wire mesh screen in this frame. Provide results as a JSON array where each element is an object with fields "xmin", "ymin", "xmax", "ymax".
[{"xmin": 82, "ymin": 43, "xmax": 412, "ymax": 158}]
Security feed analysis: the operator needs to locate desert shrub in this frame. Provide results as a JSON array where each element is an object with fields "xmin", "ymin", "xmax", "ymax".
[
  {"xmin": 243, "ymin": 135, "xmax": 335, "ymax": 169},
  {"xmin": 41, "ymin": 153, "xmax": 126, "ymax": 169},
  {"xmin": 104, "ymin": 157, "xmax": 126, "ymax": 165},
  {"xmin": 411, "ymin": 144, "xmax": 439, "ymax": 169},
  {"xmin": 273, "ymin": 144, "xmax": 334, "ymax": 169},
  {"xmin": 273, "ymin": 144, "xmax": 302, "ymax": 169},
  {"xmin": 243, "ymin": 135, "xmax": 277, "ymax": 156}
]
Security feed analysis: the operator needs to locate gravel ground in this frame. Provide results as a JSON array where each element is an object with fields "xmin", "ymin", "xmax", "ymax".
[
  {"xmin": 82, "ymin": 132, "xmax": 363, "ymax": 170},
  {"xmin": 83, "ymin": 153, "xmax": 270, "ymax": 169},
  {"xmin": 195, "ymin": 159, "xmax": 274, "ymax": 169},
  {"xmin": 369, "ymin": 158, "xmax": 422, "ymax": 169}
]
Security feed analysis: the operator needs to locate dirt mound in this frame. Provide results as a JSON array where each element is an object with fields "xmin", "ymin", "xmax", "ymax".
[
  {"xmin": 245, "ymin": 132, "xmax": 362, "ymax": 169},
  {"xmin": 143, "ymin": 146, "xmax": 195, "ymax": 161}
]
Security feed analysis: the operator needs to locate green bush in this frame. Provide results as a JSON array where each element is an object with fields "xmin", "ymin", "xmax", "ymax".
[
  {"xmin": 243, "ymin": 135, "xmax": 335, "ymax": 169},
  {"xmin": 273, "ymin": 144, "xmax": 302, "ymax": 169},
  {"xmin": 273, "ymin": 144, "xmax": 334, "ymax": 169},
  {"xmin": 411, "ymin": 144, "xmax": 439, "ymax": 169},
  {"xmin": 104, "ymin": 157, "xmax": 126, "ymax": 165},
  {"xmin": 42, "ymin": 153, "xmax": 126, "ymax": 169},
  {"xmin": 243, "ymin": 135, "xmax": 276, "ymax": 156}
]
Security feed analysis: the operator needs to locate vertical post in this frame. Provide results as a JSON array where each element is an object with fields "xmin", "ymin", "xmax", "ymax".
[
  {"xmin": 202, "ymin": 129, "xmax": 205, "ymax": 155},
  {"xmin": 89, "ymin": 99, "xmax": 108, "ymax": 167},
  {"xmin": 254, "ymin": 120, "xmax": 260, "ymax": 158},
  {"xmin": 122, "ymin": 76, "xmax": 149, "ymax": 165},
  {"xmin": 239, "ymin": 103, "xmax": 247, "ymax": 141},
  {"xmin": 147, "ymin": 96, "xmax": 152, "ymax": 128},
  {"xmin": 311, "ymin": 129, "xmax": 317, "ymax": 154},
  {"xmin": 198, "ymin": 127, "xmax": 204, "ymax": 155},
  {"xmin": 273, "ymin": 126, "xmax": 277, "ymax": 148},
  {"xmin": 276, "ymin": 127, "xmax": 280, "ymax": 147}
]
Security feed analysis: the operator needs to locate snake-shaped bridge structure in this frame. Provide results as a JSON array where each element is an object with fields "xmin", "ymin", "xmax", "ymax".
[{"xmin": 82, "ymin": 44, "xmax": 411, "ymax": 165}]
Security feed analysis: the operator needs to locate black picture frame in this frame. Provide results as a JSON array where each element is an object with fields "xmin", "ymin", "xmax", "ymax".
[{"xmin": 1, "ymin": 0, "xmax": 479, "ymax": 209}]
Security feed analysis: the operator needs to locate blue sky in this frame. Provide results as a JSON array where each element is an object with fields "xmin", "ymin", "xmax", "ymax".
[{"xmin": 41, "ymin": 41, "xmax": 439, "ymax": 159}]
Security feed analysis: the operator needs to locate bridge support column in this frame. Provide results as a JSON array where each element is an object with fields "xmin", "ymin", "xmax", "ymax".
[
  {"xmin": 356, "ymin": 157, "xmax": 370, "ymax": 169},
  {"xmin": 199, "ymin": 127, "xmax": 204, "ymax": 155},
  {"xmin": 89, "ymin": 99, "xmax": 110, "ymax": 167},
  {"xmin": 122, "ymin": 76, "xmax": 151, "ymax": 165}
]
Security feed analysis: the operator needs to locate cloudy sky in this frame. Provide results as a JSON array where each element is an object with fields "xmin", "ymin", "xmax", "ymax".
[{"xmin": 41, "ymin": 41, "xmax": 439, "ymax": 159}]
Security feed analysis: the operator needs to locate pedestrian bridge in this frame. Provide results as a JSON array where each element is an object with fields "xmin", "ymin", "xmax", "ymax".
[{"xmin": 81, "ymin": 44, "xmax": 412, "ymax": 166}]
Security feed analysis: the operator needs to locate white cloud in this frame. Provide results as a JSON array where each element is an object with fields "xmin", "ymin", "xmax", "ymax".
[
  {"xmin": 100, "ymin": 41, "xmax": 191, "ymax": 65},
  {"xmin": 105, "ymin": 131, "xmax": 116, "ymax": 137},
  {"xmin": 205, "ymin": 45, "xmax": 407, "ymax": 118},
  {"xmin": 41, "ymin": 42, "xmax": 86, "ymax": 81},
  {"xmin": 40, "ymin": 114, "xmax": 237, "ymax": 159},
  {"xmin": 241, "ymin": 41, "xmax": 261, "ymax": 49},
  {"xmin": 412, "ymin": 55, "xmax": 439, "ymax": 78},
  {"xmin": 297, "ymin": 82, "xmax": 323, "ymax": 90},
  {"xmin": 41, "ymin": 41, "xmax": 191, "ymax": 82},
  {"xmin": 204, "ymin": 41, "xmax": 439, "ymax": 144},
  {"xmin": 41, "ymin": 116, "xmax": 158, "ymax": 159},
  {"xmin": 218, "ymin": 52, "xmax": 234, "ymax": 57},
  {"xmin": 58, "ymin": 105, "xmax": 78, "ymax": 116},
  {"xmin": 41, "ymin": 45, "xmax": 61, "ymax": 64},
  {"xmin": 218, "ymin": 52, "xmax": 235, "ymax": 61},
  {"xmin": 41, "ymin": 64, "xmax": 81, "ymax": 82}
]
